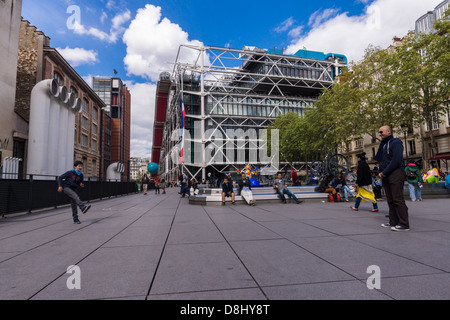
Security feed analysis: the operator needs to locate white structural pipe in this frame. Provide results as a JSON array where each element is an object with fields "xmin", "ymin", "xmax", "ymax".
[
  {"xmin": 1, "ymin": 157, "xmax": 22, "ymax": 179},
  {"xmin": 106, "ymin": 162, "xmax": 124, "ymax": 181},
  {"xmin": 27, "ymin": 79, "xmax": 79, "ymax": 178}
]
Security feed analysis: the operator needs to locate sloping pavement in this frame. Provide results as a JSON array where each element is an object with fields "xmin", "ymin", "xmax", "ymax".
[{"xmin": 0, "ymin": 188, "xmax": 449, "ymax": 300}]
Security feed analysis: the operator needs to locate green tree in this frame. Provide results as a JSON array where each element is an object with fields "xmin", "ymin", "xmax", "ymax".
[{"xmin": 384, "ymin": 11, "xmax": 449, "ymax": 162}]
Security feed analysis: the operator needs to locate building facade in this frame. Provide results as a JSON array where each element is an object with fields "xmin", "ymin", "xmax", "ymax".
[
  {"xmin": 0, "ymin": 0, "xmax": 23, "ymax": 176},
  {"xmin": 155, "ymin": 45, "xmax": 347, "ymax": 181},
  {"xmin": 14, "ymin": 19, "xmax": 106, "ymax": 179},
  {"xmin": 129, "ymin": 157, "xmax": 151, "ymax": 182},
  {"xmin": 93, "ymin": 77, "xmax": 131, "ymax": 181}
]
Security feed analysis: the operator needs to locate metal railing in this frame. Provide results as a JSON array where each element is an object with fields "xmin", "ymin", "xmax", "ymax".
[{"xmin": 0, "ymin": 174, "xmax": 138, "ymax": 216}]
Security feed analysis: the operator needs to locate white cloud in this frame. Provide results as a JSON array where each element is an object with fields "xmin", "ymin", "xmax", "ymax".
[
  {"xmin": 124, "ymin": 81, "xmax": 157, "ymax": 158},
  {"xmin": 308, "ymin": 8, "xmax": 340, "ymax": 28},
  {"xmin": 285, "ymin": 0, "xmax": 442, "ymax": 64},
  {"xmin": 123, "ymin": 4, "xmax": 204, "ymax": 82},
  {"xmin": 275, "ymin": 16, "xmax": 296, "ymax": 33},
  {"xmin": 57, "ymin": 46, "xmax": 98, "ymax": 67},
  {"xmin": 72, "ymin": 9, "xmax": 131, "ymax": 43}
]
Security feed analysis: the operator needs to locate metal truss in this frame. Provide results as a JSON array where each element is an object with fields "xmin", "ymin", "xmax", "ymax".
[{"xmin": 159, "ymin": 45, "xmax": 346, "ymax": 181}]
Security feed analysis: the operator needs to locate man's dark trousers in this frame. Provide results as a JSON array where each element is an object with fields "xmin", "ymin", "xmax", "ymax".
[{"xmin": 382, "ymin": 168, "xmax": 409, "ymax": 228}]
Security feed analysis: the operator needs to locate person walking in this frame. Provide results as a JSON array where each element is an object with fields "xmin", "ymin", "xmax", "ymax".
[
  {"xmin": 405, "ymin": 161, "xmax": 423, "ymax": 202},
  {"xmin": 179, "ymin": 171, "xmax": 189, "ymax": 198},
  {"xmin": 273, "ymin": 172, "xmax": 303, "ymax": 204},
  {"xmin": 154, "ymin": 175, "xmax": 161, "ymax": 195},
  {"xmin": 161, "ymin": 178, "xmax": 166, "ymax": 194},
  {"xmin": 375, "ymin": 125, "xmax": 410, "ymax": 231},
  {"xmin": 350, "ymin": 153, "xmax": 379, "ymax": 212},
  {"xmin": 141, "ymin": 173, "xmax": 150, "ymax": 195},
  {"xmin": 57, "ymin": 160, "xmax": 91, "ymax": 224}
]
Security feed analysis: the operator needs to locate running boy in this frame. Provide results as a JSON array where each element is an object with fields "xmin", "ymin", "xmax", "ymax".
[{"xmin": 57, "ymin": 160, "xmax": 91, "ymax": 224}]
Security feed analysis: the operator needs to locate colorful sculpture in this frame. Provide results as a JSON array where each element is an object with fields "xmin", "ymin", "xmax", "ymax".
[{"xmin": 422, "ymin": 168, "xmax": 439, "ymax": 183}]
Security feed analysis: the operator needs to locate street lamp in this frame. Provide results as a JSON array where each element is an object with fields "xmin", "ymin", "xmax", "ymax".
[{"xmin": 400, "ymin": 123, "xmax": 409, "ymax": 163}]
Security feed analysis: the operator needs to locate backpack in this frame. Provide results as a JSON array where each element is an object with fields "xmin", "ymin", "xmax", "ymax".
[
  {"xmin": 328, "ymin": 193, "xmax": 341, "ymax": 202},
  {"xmin": 406, "ymin": 170, "xmax": 417, "ymax": 180}
]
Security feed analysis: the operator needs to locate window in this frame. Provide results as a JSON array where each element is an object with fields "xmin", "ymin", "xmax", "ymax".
[
  {"xmin": 93, "ymin": 107, "xmax": 98, "ymax": 121},
  {"xmin": 70, "ymin": 86, "xmax": 78, "ymax": 98},
  {"xmin": 409, "ymin": 140, "xmax": 416, "ymax": 156},
  {"xmin": 92, "ymin": 123, "xmax": 98, "ymax": 135},
  {"xmin": 82, "ymin": 98, "xmax": 89, "ymax": 112},
  {"xmin": 81, "ymin": 116, "xmax": 88, "ymax": 129},
  {"xmin": 92, "ymin": 160, "xmax": 97, "ymax": 177},
  {"xmin": 92, "ymin": 139, "xmax": 97, "ymax": 151},
  {"xmin": 425, "ymin": 113, "xmax": 439, "ymax": 131},
  {"xmin": 53, "ymin": 71, "xmax": 63, "ymax": 86},
  {"xmin": 82, "ymin": 134, "xmax": 88, "ymax": 147},
  {"xmin": 447, "ymin": 105, "xmax": 450, "ymax": 126}
]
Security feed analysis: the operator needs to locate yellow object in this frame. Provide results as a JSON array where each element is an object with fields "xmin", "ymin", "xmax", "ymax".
[{"xmin": 357, "ymin": 185, "xmax": 377, "ymax": 203}]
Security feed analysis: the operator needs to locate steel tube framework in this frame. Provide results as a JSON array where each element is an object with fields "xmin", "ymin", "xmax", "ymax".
[{"xmin": 157, "ymin": 45, "xmax": 347, "ymax": 181}]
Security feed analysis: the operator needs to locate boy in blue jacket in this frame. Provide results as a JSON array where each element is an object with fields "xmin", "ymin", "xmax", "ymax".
[{"xmin": 58, "ymin": 161, "xmax": 91, "ymax": 224}]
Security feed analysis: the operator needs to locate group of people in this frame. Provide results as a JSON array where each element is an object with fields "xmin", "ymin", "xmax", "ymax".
[
  {"xmin": 220, "ymin": 172, "xmax": 303, "ymax": 206},
  {"xmin": 317, "ymin": 125, "xmax": 411, "ymax": 232},
  {"xmin": 178, "ymin": 171, "xmax": 200, "ymax": 198},
  {"xmin": 57, "ymin": 125, "xmax": 443, "ymax": 232},
  {"xmin": 141, "ymin": 174, "xmax": 165, "ymax": 195}
]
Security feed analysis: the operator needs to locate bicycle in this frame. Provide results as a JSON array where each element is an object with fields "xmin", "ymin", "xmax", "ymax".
[{"xmin": 309, "ymin": 154, "xmax": 351, "ymax": 181}]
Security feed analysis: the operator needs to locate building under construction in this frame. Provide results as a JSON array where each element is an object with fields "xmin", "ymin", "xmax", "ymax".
[{"xmin": 152, "ymin": 45, "xmax": 347, "ymax": 182}]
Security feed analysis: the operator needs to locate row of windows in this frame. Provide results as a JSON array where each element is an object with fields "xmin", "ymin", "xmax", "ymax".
[
  {"xmin": 205, "ymin": 96, "xmax": 313, "ymax": 117},
  {"xmin": 81, "ymin": 134, "xmax": 98, "ymax": 151},
  {"xmin": 253, "ymin": 63, "xmax": 333, "ymax": 81}
]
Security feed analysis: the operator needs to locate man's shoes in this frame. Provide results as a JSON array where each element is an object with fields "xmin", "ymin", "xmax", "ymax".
[
  {"xmin": 296, "ymin": 199, "xmax": 303, "ymax": 204},
  {"xmin": 282, "ymin": 200, "xmax": 287, "ymax": 204},
  {"xmin": 231, "ymin": 201, "xmax": 236, "ymax": 205},
  {"xmin": 391, "ymin": 225, "xmax": 410, "ymax": 232},
  {"xmin": 381, "ymin": 223, "xmax": 392, "ymax": 228},
  {"xmin": 369, "ymin": 209, "xmax": 379, "ymax": 212},
  {"xmin": 222, "ymin": 202, "xmax": 225, "ymax": 206},
  {"xmin": 350, "ymin": 206, "xmax": 358, "ymax": 211},
  {"xmin": 74, "ymin": 219, "xmax": 81, "ymax": 224},
  {"xmin": 81, "ymin": 205, "xmax": 91, "ymax": 214}
]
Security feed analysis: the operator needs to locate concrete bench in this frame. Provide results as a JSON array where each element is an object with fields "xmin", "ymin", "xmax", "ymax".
[{"xmin": 189, "ymin": 186, "xmax": 330, "ymax": 205}]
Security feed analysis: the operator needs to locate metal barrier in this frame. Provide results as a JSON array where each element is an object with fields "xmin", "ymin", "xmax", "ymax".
[{"xmin": 0, "ymin": 174, "xmax": 138, "ymax": 216}]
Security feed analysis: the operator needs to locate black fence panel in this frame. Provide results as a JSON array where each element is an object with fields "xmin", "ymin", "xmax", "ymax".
[{"xmin": 0, "ymin": 176, "xmax": 138, "ymax": 216}]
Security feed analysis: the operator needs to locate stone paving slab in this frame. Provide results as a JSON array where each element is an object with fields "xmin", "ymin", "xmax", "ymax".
[{"xmin": 0, "ymin": 188, "xmax": 449, "ymax": 301}]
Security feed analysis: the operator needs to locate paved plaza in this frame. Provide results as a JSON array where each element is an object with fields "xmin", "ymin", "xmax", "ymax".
[{"xmin": 0, "ymin": 188, "xmax": 449, "ymax": 300}]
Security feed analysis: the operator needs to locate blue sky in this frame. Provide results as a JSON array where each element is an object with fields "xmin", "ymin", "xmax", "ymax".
[{"xmin": 21, "ymin": 0, "xmax": 444, "ymax": 157}]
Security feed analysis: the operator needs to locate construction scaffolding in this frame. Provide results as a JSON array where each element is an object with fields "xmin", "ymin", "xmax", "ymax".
[{"xmin": 155, "ymin": 45, "xmax": 347, "ymax": 182}]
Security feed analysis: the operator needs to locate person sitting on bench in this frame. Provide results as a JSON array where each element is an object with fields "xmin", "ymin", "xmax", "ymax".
[
  {"xmin": 221, "ymin": 176, "xmax": 235, "ymax": 205},
  {"xmin": 238, "ymin": 173, "xmax": 255, "ymax": 206},
  {"xmin": 273, "ymin": 172, "xmax": 303, "ymax": 204}
]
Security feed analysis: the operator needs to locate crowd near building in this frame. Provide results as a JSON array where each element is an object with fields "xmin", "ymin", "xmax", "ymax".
[{"xmin": 0, "ymin": 0, "xmax": 131, "ymax": 181}]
